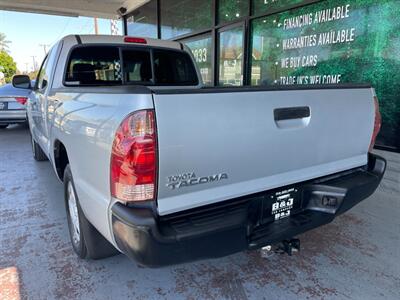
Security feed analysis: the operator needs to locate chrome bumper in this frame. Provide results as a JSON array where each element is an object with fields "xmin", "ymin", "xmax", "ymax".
[{"xmin": 0, "ymin": 110, "xmax": 27, "ymax": 123}]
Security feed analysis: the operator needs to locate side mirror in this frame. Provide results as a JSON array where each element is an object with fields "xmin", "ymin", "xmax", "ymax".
[{"xmin": 12, "ymin": 75, "xmax": 32, "ymax": 89}]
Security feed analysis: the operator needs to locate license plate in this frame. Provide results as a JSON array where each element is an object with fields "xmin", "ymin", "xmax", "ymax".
[
  {"xmin": 0, "ymin": 102, "xmax": 7, "ymax": 110},
  {"xmin": 268, "ymin": 186, "xmax": 302, "ymax": 221}
]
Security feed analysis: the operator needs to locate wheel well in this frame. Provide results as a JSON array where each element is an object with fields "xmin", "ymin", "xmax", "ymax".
[{"xmin": 54, "ymin": 140, "xmax": 69, "ymax": 181}]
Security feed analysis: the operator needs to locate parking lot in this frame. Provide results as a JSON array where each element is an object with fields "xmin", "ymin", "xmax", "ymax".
[{"xmin": 0, "ymin": 124, "xmax": 399, "ymax": 300}]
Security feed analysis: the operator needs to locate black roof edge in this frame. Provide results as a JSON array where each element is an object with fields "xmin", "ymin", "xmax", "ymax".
[
  {"xmin": 51, "ymin": 85, "xmax": 152, "ymax": 95},
  {"xmin": 75, "ymin": 35, "xmax": 82, "ymax": 44}
]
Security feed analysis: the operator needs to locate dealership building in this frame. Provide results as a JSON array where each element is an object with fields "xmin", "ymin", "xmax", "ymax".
[
  {"xmin": 123, "ymin": 0, "xmax": 400, "ymax": 151},
  {"xmin": 0, "ymin": 0, "xmax": 398, "ymax": 151}
]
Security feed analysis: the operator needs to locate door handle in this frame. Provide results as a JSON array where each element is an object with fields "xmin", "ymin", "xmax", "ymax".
[{"xmin": 274, "ymin": 106, "xmax": 310, "ymax": 121}]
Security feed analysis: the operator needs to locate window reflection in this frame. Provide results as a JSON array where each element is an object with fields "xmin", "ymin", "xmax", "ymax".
[
  {"xmin": 252, "ymin": 0, "xmax": 311, "ymax": 16},
  {"xmin": 250, "ymin": 0, "xmax": 400, "ymax": 149},
  {"xmin": 161, "ymin": 0, "xmax": 212, "ymax": 39},
  {"xmin": 184, "ymin": 35, "xmax": 213, "ymax": 85},
  {"xmin": 218, "ymin": 26, "xmax": 244, "ymax": 86},
  {"xmin": 126, "ymin": 0, "xmax": 157, "ymax": 38},
  {"xmin": 218, "ymin": 0, "xmax": 248, "ymax": 24}
]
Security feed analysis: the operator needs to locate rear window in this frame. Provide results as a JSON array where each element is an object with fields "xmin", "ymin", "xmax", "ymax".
[{"xmin": 64, "ymin": 46, "xmax": 198, "ymax": 86}]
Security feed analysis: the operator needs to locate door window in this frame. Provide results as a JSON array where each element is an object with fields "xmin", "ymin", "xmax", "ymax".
[
  {"xmin": 36, "ymin": 45, "xmax": 59, "ymax": 91},
  {"xmin": 36, "ymin": 55, "xmax": 50, "ymax": 90}
]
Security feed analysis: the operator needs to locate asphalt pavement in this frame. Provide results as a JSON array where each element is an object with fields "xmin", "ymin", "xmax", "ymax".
[{"xmin": 1, "ymin": 124, "xmax": 399, "ymax": 300}]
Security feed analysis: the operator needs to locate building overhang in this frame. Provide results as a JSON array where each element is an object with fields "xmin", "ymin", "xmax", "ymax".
[{"xmin": 0, "ymin": 0, "xmax": 148, "ymax": 19}]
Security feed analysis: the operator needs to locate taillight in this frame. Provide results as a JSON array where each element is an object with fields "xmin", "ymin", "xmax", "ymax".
[
  {"xmin": 110, "ymin": 110, "xmax": 157, "ymax": 202},
  {"xmin": 15, "ymin": 97, "xmax": 27, "ymax": 105},
  {"xmin": 369, "ymin": 96, "xmax": 381, "ymax": 152}
]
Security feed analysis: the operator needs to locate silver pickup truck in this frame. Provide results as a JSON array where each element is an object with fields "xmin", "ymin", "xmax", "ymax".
[{"xmin": 12, "ymin": 35, "xmax": 386, "ymax": 267}]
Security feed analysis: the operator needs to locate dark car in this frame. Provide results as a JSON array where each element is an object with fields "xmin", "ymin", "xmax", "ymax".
[{"xmin": 0, "ymin": 81, "xmax": 34, "ymax": 129}]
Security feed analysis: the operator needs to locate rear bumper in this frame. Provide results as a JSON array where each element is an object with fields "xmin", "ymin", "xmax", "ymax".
[
  {"xmin": 111, "ymin": 153, "xmax": 386, "ymax": 267},
  {"xmin": 0, "ymin": 110, "xmax": 26, "ymax": 124}
]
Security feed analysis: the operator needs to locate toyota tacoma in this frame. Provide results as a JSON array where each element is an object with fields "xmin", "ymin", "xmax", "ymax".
[{"xmin": 12, "ymin": 35, "xmax": 386, "ymax": 266}]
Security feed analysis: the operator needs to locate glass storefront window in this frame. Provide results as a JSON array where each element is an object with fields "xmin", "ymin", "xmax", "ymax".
[
  {"xmin": 218, "ymin": 0, "xmax": 249, "ymax": 24},
  {"xmin": 126, "ymin": 0, "xmax": 157, "ymax": 38},
  {"xmin": 252, "ymin": 0, "xmax": 315, "ymax": 16},
  {"xmin": 184, "ymin": 35, "xmax": 213, "ymax": 85},
  {"xmin": 161, "ymin": 0, "xmax": 212, "ymax": 39},
  {"xmin": 218, "ymin": 26, "xmax": 244, "ymax": 86},
  {"xmin": 250, "ymin": 0, "xmax": 400, "ymax": 149}
]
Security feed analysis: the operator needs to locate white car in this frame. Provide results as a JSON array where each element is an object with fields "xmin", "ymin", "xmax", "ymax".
[{"xmin": 13, "ymin": 35, "xmax": 385, "ymax": 267}]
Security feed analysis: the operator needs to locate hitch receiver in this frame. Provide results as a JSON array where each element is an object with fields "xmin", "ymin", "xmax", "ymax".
[{"xmin": 277, "ymin": 239, "xmax": 300, "ymax": 256}]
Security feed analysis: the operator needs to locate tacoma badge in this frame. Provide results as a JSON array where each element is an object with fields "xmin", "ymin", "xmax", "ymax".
[{"xmin": 166, "ymin": 172, "xmax": 228, "ymax": 190}]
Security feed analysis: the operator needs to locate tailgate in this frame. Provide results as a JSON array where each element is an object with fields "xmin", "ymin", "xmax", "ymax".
[{"xmin": 153, "ymin": 87, "xmax": 375, "ymax": 215}]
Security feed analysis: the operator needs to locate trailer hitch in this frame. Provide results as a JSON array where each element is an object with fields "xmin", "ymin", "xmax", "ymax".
[
  {"xmin": 276, "ymin": 238, "xmax": 300, "ymax": 256},
  {"xmin": 260, "ymin": 238, "xmax": 300, "ymax": 258}
]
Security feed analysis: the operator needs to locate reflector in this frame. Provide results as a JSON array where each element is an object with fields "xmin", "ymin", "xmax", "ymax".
[{"xmin": 369, "ymin": 96, "xmax": 381, "ymax": 151}]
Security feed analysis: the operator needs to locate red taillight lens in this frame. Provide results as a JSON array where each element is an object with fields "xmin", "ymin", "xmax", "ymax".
[
  {"xmin": 15, "ymin": 97, "xmax": 28, "ymax": 105},
  {"xmin": 369, "ymin": 96, "xmax": 382, "ymax": 152},
  {"xmin": 124, "ymin": 36, "xmax": 147, "ymax": 44},
  {"xmin": 110, "ymin": 110, "xmax": 157, "ymax": 202}
]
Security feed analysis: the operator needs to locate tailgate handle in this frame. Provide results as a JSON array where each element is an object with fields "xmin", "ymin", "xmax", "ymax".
[{"xmin": 274, "ymin": 106, "xmax": 310, "ymax": 121}]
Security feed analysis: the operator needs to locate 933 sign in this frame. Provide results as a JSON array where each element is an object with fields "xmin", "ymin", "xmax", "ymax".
[{"xmin": 192, "ymin": 48, "xmax": 208, "ymax": 63}]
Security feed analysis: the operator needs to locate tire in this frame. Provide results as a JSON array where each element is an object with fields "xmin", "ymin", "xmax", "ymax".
[
  {"xmin": 31, "ymin": 134, "xmax": 48, "ymax": 161},
  {"xmin": 64, "ymin": 165, "xmax": 118, "ymax": 260},
  {"xmin": 0, "ymin": 124, "xmax": 8, "ymax": 129}
]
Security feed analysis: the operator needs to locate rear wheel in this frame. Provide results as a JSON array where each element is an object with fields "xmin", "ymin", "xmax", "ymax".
[
  {"xmin": 64, "ymin": 165, "xmax": 118, "ymax": 259},
  {"xmin": 31, "ymin": 134, "xmax": 48, "ymax": 161},
  {"xmin": 66, "ymin": 177, "xmax": 85, "ymax": 257},
  {"xmin": 0, "ymin": 124, "xmax": 8, "ymax": 129}
]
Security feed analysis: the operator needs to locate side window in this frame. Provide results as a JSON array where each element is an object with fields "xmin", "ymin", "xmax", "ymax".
[
  {"xmin": 36, "ymin": 55, "xmax": 49, "ymax": 90},
  {"xmin": 153, "ymin": 50, "xmax": 198, "ymax": 85},
  {"xmin": 65, "ymin": 46, "xmax": 121, "ymax": 85},
  {"xmin": 36, "ymin": 45, "xmax": 58, "ymax": 91}
]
